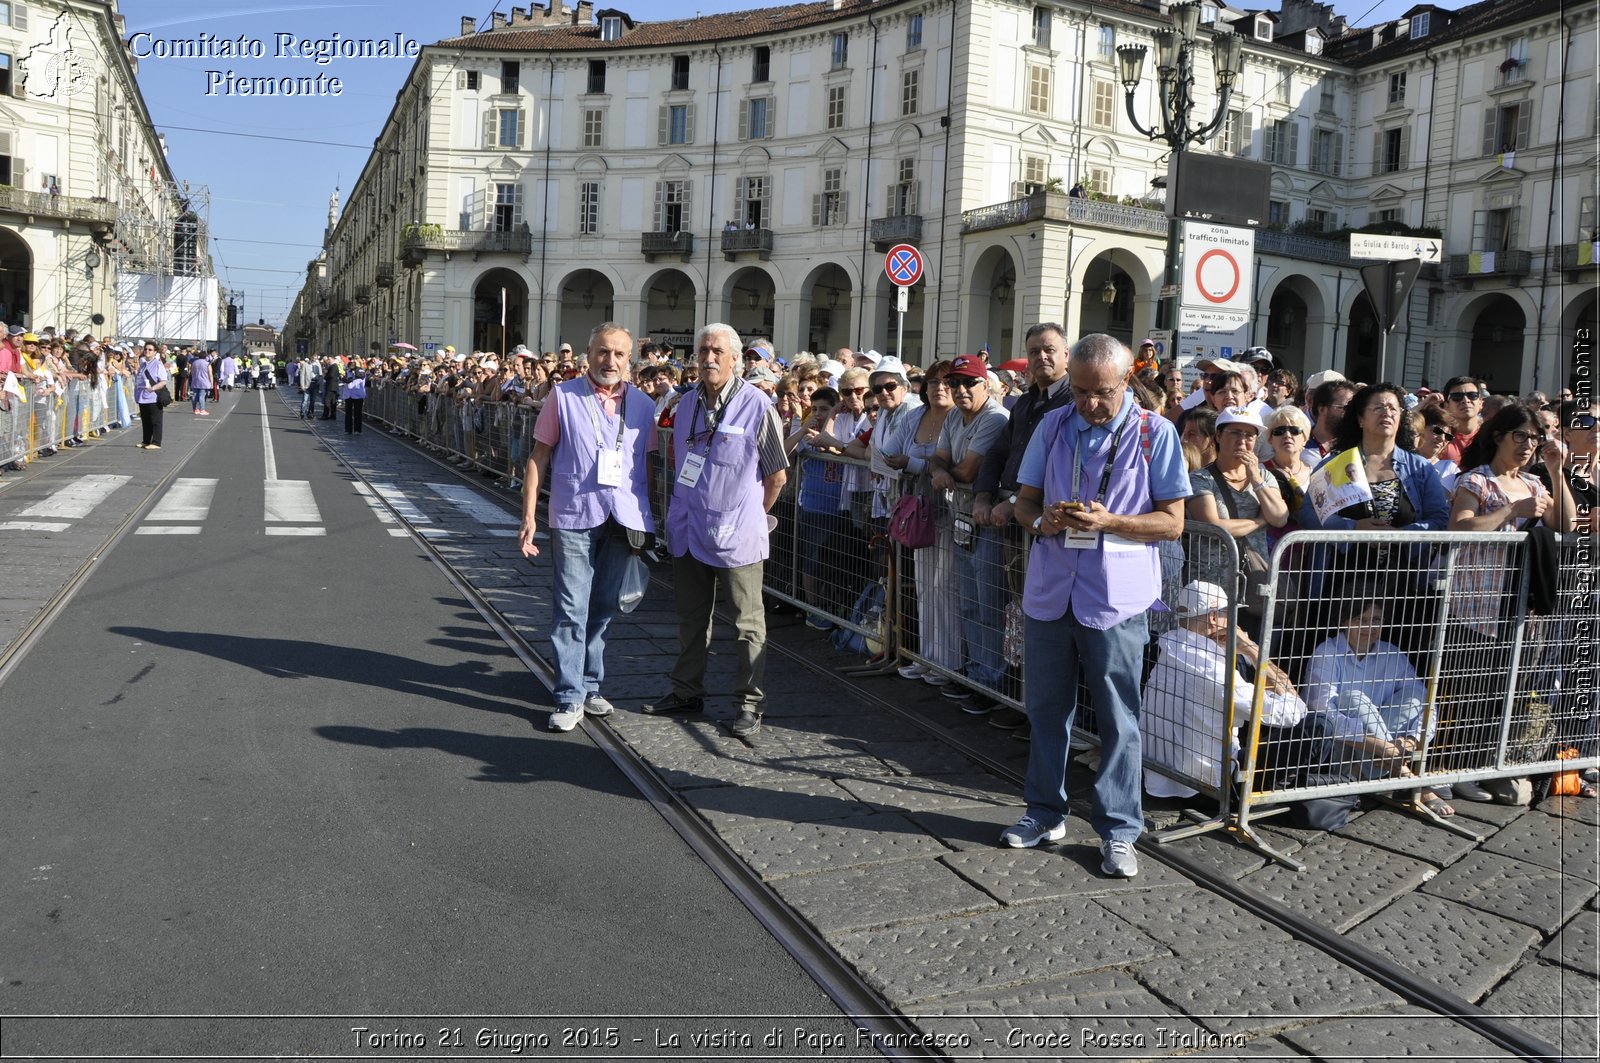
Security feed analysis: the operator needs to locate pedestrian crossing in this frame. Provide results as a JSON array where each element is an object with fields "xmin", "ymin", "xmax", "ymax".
[
  {"xmin": 0, "ymin": 475, "xmax": 132, "ymax": 532},
  {"xmin": 135, "ymin": 478, "xmax": 217, "ymax": 535}
]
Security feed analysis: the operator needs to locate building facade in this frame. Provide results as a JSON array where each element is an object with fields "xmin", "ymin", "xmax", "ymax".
[
  {"xmin": 292, "ymin": 0, "xmax": 1596, "ymax": 393},
  {"xmin": 0, "ymin": 0, "xmax": 207, "ymax": 338}
]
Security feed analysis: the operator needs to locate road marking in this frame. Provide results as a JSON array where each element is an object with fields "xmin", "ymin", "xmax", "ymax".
[
  {"xmin": 0, "ymin": 521, "xmax": 71, "ymax": 532},
  {"xmin": 19, "ymin": 475, "xmax": 131, "ymax": 519},
  {"xmin": 135, "ymin": 526, "xmax": 202, "ymax": 535},
  {"xmin": 259, "ymin": 389, "xmax": 277, "ymax": 481},
  {"xmin": 264, "ymin": 480, "xmax": 320, "ymax": 523},
  {"xmin": 426, "ymin": 483, "xmax": 520, "ymax": 535},
  {"xmin": 265, "ymin": 527, "xmax": 327, "ymax": 536},
  {"xmin": 351, "ymin": 482, "xmax": 411, "ymax": 537},
  {"xmin": 147, "ymin": 478, "xmax": 219, "ymax": 522},
  {"xmin": 370, "ymin": 483, "xmax": 432, "ymax": 524}
]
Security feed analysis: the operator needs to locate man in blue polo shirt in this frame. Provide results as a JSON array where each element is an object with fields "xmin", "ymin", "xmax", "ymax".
[{"xmin": 1001, "ymin": 334, "xmax": 1191, "ymax": 878}]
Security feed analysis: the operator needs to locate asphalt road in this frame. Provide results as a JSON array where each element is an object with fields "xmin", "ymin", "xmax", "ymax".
[{"xmin": 0, "ymin": 391, "xmax": 862, "ymax": 1059}]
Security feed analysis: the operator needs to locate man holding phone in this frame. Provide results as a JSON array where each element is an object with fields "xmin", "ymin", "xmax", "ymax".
[{"xmin": 1001, "ymin": 335, "xmax": 1190, "ymax": 878}]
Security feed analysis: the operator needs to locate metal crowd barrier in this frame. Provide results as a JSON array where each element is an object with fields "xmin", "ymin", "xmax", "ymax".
[
  {"xmin": 361, "ymin": 380, "xmax": 534, "ymax": 486},
  {"xmin": 1, "ymin": 376, "xmax": 136, "ymax": 466}
]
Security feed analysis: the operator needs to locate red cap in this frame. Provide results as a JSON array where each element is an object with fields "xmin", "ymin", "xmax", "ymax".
[{"xmin": 948, "ymin": 353, "xmax": 988, "ymax": 380}]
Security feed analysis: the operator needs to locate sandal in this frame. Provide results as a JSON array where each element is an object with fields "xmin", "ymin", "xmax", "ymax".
[{"xmin": 1421, "ymin": 789, "xmax": 1455, "ymax": 817}]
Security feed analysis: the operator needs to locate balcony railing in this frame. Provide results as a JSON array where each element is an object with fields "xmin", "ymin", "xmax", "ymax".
[
  {"xmin": 1555, "ymin": 243, "xmax": 1598, "ymax": 272},
  {"xmin": 870, "ymin": 214, "xmax": 922, "ymax": 249},
  {"xmin": 354, "ymin": 284, "xmax": 372, "ymax": 305},
  {"xmin": 376, "ymin": 267, "xmax": 395, "ymax": 288},
  {"xmin": 401, "ymin": 227, "xmax": 533, "ymax": 258},
  {"xmin": 1445, "ymin": 250, "xmax": 1532, "ymax": 280},
  {"xmin": 720, "ymin": 227, "xmax": 773, "ymax": 259},
  {"xmin": 1255, "ymin": 229, "xmax": 1358, "ymax": 267},
  {"xmin": 962, "ymin": 190, "xmax": 1171, "ymax": 238},
  {"xmin": 641, "ymin": 230, "xmax": 695, "ymax": 261},
  {"xmin": 0, "ymin": 185, "xmax": 118, "ymax": 228}
]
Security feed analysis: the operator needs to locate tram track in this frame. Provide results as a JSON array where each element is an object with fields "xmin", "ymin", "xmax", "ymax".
[{"xmin": 329, "ymin": 392, "xmax": 1566, "ymax": 1063}]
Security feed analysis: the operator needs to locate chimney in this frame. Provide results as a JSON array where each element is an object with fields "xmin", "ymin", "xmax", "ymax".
[
  {"xmin": 460, "ymin": 15, "xmax": 476, "ymax": 34},
  {"xmin": 575, "ymin": 1, "xmax": 594, "ymax": 25},
  {"xmin": 510, "ymin": 6, "xmax": 530, "ymax": 24},
  {"xmin": 549, "ymin": 0, "xmax": 566, "ymax": 21},
  {"xmin": 491, "ymin": 11, "xmax": 508, "ymax": 28}
]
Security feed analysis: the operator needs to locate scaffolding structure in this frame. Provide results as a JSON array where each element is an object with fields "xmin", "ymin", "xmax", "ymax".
[{"xmin": 109, "ymin": 178, "xmax": 219, "ymax": 344}]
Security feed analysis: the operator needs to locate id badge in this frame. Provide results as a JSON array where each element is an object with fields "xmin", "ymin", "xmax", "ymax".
[
  {"xmin": 1061, "ymin": 527, "xmax": 1100, "ymax": 550},
  {"xmin": 953, "ymin": 517, "xmax": 974, "ymax": 548},
  {"xmin": 677, "ymin": 452, "xmax": 707, "ymax": 488},
  {"xmin": 596, "ymin": 448, "xmax": 625, "ymax": 487}
]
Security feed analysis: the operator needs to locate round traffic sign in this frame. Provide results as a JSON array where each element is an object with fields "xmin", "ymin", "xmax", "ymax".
[
  {"xmin": 1194, "ymin": 248, "xmax": 1242, "ymax": 305},
  {"xmin": 885, "ymin": 244, "xmax": 924, "ymax": 287}
]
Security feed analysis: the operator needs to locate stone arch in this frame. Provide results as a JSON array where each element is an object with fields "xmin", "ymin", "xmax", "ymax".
[
  {"xmin": 1260, "ymin": 271, "xmax": 1328, "ymax": 378},
  {"xmin": 723, "ymin": 264, "xmax": 778, "ymax": 346},
  {"xmin": 0, "ymin": 228, "xmax": 32, "ymax": 328},
  {"xmin": 798, "ymin": 259, "xmax": 858, "ymax": 356},
  {"xmin": 962, "ymin": 242, "xmax": 1020, "ymax": 354},
  {"xmin": 471, "ymin": 266, "xmax": 530, "ymax": 354},
  {"xmin": 553, "ymin": 266, "xmax": 619, "ymax": 351},
  {"xmin": 639, "ymin": 266, "xmax": 700, "ymax": 345}
]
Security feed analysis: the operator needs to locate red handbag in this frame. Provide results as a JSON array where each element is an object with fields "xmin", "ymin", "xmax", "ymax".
[{"xmin": 887, "ymin": 493, "xmax": 935, "ymax": 548}]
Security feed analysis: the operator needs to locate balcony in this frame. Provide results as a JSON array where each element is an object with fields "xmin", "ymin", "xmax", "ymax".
[
  {"xmin": 354, "ymin": 284, "xmax": 372, "ymax": 305},
  {"xmin": 870, "ymin": 214, "xmax": 922, "ymax": 251},
  {"xmin": 641, "ymin": 230, "xmax": 695, "ymax": 262},
  {"xmin": 1445, "ymin": 250, "xmax": 1532, "ymax": 281},
  {"xmin": 1555, "ymin": 243, "xmax": 1598, "ymax": 273},
  {"xmin": 376, "ymin": 266, "xmax": 395, "ymax": 288},
  {"xmin": 1255, "ymin": 229, "xmax": 1358, "ymax": 267},
  {"xmin": 721, "ymin": 227, "xmax": 773, "ymax": 260},
  {"xmin": 961, "ymin": 190, "xmax": 1170, "ymax": 238},
  {"xmin": 401, "ymin": 227, "xmax": 533, "ymax": 262},
  {"xmin": 0, "ymin": 185, "xmax": 118, "ymax": 231}
]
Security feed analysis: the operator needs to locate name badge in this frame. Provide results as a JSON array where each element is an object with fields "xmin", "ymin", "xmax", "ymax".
[
  {"xmin": 677, "ymin": 452, "xmax": 707, "ymax": 488},
  {"xmin": 718, "ymin": 424, "xmax": 746, "ymax": 436},
  {"xmin": 596, "ymin": 449, "xmax": 625, "ymax": 488},
  {"xmin": 1061, "ymin": 527, "xmax": 1100, "ymax": 550}
]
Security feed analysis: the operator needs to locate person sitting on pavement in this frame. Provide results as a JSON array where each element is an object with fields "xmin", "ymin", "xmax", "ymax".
[{"xmin": 1003, "ymin": 334, "xmax": 1190, "ymax": 878}]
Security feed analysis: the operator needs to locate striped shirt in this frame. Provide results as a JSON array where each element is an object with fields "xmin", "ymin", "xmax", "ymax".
[{"xmin": 700, "ymin": 377, "xmax": 788, "ymax": 480}]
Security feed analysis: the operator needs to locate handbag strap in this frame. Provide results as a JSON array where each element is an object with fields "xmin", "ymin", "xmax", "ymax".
[{"xmin": 1207, "ymin": 462, "xmax": 1242, "ymax": 520}]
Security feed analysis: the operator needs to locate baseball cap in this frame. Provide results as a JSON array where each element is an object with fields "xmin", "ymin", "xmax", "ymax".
[
  {"xmin": 442, "ymin": 345, "xmax": 456, "ymax": 354},
  {"xmin": 510, "ymin": 344, "xmax": 531, "ymax": 357},
  {"xmin": 1304, "ymin": 369, "xmax": 1347, "ymax": 390},
  {"xmin": 743, "ymin": 341, "xmax": 774, "ymax": 362},
  {"xmin": 870, "ymin": 357, "xmax": 909, "ymax": 382},
  {"xmin": 1138, "ymin": 339, "xmax": 1157, "ymax": 350},
  {"xmin": 6, "ymin": 325, "xmax": 23, "ymax": 337},
  {"xmin": 947, "ymin": 353, "xmax": 989, "ymax": 379},
  {"xmin": 21, "ymin": 332, "xmax": 38, "ymax": 343},
  {"xmin": 744, "ymin": 363, "xmax": 780, "ymax": 385},
  {"xmin": 855, "ymin": 349, "xmax": 882, "ymax": 368},
  {"xmin": 559, "ymin": 342, "xmax": 573, "ymax": 353},
  {"xmin": 817, "ymin": 358, "xmax": 846, "ymax": 381},
  {"xmin": 1216, "ymin": 406, "xmax": 1266, "ymax": 431},
  {"xmin": 1196, "ymin": 357, "xmax": 1249, "ymax": 374},
  {"xmin": 1174, "ymin": 581, "xmax": 1229, "ymax": 617},
  {"xmin": 1242, "ymin": 346, "xmax": 1275, "ymax": 367}
]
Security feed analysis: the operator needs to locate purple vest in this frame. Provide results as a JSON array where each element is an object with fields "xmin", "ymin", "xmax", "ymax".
[
  {"xmin": 1023, "ymin": 400, "xmax": 1163, "ymax": 629},
  {"xmin": 548, "ymin": 378, "xmax": 656, "ymax": 533},
  {"xmin": 668, "ymin": 380, "xmax": 770, "ymax": 568}
]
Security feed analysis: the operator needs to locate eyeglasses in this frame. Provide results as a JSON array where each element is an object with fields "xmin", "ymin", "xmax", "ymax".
[
  {"xmin": 1568, "ymin": 414, "xmax": 1598, "ymax": 430},
  {"xmin": 947, "ymin": 377, "xmax": 983, "ymax": 390},
  {"xmin": 1509, "ymin": 430, "xmax": 1547, "ymax": 446},
  {"xmin": 1269, "ymin": 425, "xmax": 1305, "ymax": 438},
  {"xmin": 843, "ymin": 386, "xmax": 868, "ymax": 395},
  {"xmin": 1447, "ymin": 391, "xmax": 1482, "ymax": 402},
  {"xmin": 742, "ymin": 352, "xmax": 762, "ymax": 361},
  {"xmin": 1428, "ymin": 425, "xmax": 1452, "ymax": 438},
  {"xmin": 925, "ymin": 377, "xmax": 950, "ymax": 389},
  {"xmin": 870, "ymin": 381, "xmax": 901, "ymax": 394}
]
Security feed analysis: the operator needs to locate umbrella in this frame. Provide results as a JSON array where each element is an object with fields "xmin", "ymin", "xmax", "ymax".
[
  {"xmin": 389, "ymin": 341, "xmax": 417, "ymax": 351},
  {"xmin": 999, "ymin": 358, "xmax": 1028, "ymax": 373}
]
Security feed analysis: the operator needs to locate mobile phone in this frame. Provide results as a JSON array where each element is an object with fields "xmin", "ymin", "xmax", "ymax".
[{"xmin": 1058, "ymin": 501, "xmax": 1086, "ymax": 512}]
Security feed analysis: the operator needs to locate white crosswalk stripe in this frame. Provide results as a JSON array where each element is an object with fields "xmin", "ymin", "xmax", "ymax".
[
  {"xmin": 352, "ymin": 482, "xmax": 411, "ymax": 537},
  {"xmin": 264, "ymin": 480, "xmax": 321, "ymax": 523},
  {"xmin": 137, "ymin": 478, "xmax": 217, "ymax": 535},
  {"xmin": 425, "ymin": 482, "xmax": 520, "ymax": 537},
  {"xmin": 19, "ymin": 475, "xmax": 131, "ymax": 519}
]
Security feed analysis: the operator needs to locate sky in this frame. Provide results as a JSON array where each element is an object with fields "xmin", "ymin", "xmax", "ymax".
[{"xmin": 121, "ymin": 0, "xmax": 1424, "ymax": 331}]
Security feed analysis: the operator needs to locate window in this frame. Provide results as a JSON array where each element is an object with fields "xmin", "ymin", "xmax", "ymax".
[
  {"xmin": 491, "ymin": 182, "xmax": 523, "ymax": 232},
  {"xmin": 814, "ymin": 166, "xmax": 846, "ymax": 226},
  {"xmin": 1319, "ymin": 83, "xmax": 1335, "ymax": 113},
  {"xmin": 1501, "ymin": 37, "xmax": 1527, "ymax": 85},
  {"xmin": 1375, "ymin": 208, "xmax": 1401, "ymax": 225},
  {"xmin": 1305, "ymin": 34, "xmax": 1322, "ymax": 55},
  {"xmin": 1091, "ymin": 80, "xmax": 1115, "ymax": 129},
  {"xmin": 463, "ymin": 70, "xmax": 480, "ymax": 91},
  {"xmin": 484, "ymin": 107, "xmax": 526, "ymax": 149},
  {"xmin": 579, "ymin": 181, "xmax": 600, "ymax": 235},
  {"xmin": 1482, "ymin": 102, "xmax": 1530, "ymax": 155},
  {"xmin": 0, "ymin": 130, "xmax": 16, "ymax": 187},
  {"xmin": 1269, "ymin": 200, "xmax": 1289, "ymax": 226},
  {"xmin": 600, "ymin": 15, "xmax": 623, "ymax": 41},
  {"xmin": 1306, "ymin": 208, "xmax": 1332, "ymax": 232},
  {"xmin": 1311, "ymin": 128, "xmax": 1341, "ymax": 175},
  {"xmin": 831, "ymin": 32, "xmax": 849, "ymax": 69},
  {"xmin": 738, "ymin": 175, "xmax": 770, "ymax": 228},
  {"xmin": 1027, "ymin": 65, "xmax": 1051, "ymax": 115},
  {"xmin": 1032, "ymin": 6, "xmax": 1051, "ymax": 47},
  {"xmin": 1254, "ymin": 17, "xmax": 1273, "ymax": 41},
  {"xmin": 1378, "ymin": 126, "xmax": 1409, "ymax": 172},
  {"xmin": 827, "ymin": 85, "xmax": 847, "ymax": 129},
  {"xmin": 752, "ymin": 46, "xmax": 770, "ymax": 83},
  {"xmin": 1200, "ymin": 4, "xmax": 1218, "ymax": 24},
  {"xmin": 1268, "ymin": 118, "xmax": 1299, "ymax": 165},
  {"xmin": 657, "ymin": 179, "xmax": 689, "ymax": 231},
  {"xmin": 1387, "ymin": 71, "xmax": 1407, "ymax": 106},
  {"xmin": 1409, "ymin": 12, "xmax": 1430, "ymax": 37},
  {"xmin": 501, "ymin": 60, "xmax": 520, "ymax": 94},
  {"xmin": 890, "ymin": 157, "xmax": 919, "ymax": 216},
  {"xmin": 741, "ymin": 96, "xmax": 774, "ymax": 140},
  {"xmin": 671, "ymin": 55, "xmax": 690, "ymax": 91},
  {"xmin": 661, "ymin": 103, "xmax": 692, "ymax": 145},
  {"xmin": 1472, "ymin": 207, "xmax": 1516, "ymax": 252},
  {"xmin": 1086, "ymin": 166, "xmax": 1111, "ymax": 195},
  {"xmin": 901, "ymin": 70, "xmax": 919, "ymax": 116},
  {"xmin": 587, "ymin": 60, "xmax": 606, "ymax": 94},
  {"xmin": 0, "ymin": 3, "xmax": 26, "ymax": 30},
  {"xmin": 1577, "ymin": 195, "xmax": 1595, "ymax": 241},
  {"xmin": 583, "ymin": 108, "xmax": 604, "ymax": 148},
  {"xmin": 1022, "ymin": 153, "xmax": 1048, "ymax": 192},
  {"xmin": 1275, "ymin": 69, "xmax": 1291, "ymax": 104},
  {"xmin": 1096, "ymin": 24, "xmax": 1115, "ymax": 60},
  {"xmin": 0, "ymin": 53, "xmax": 10, "ymax": 97},
  {"xmin": 906, "ymin": 14, "xmax": 923, "ymax": 50},
  {"xmin": 1222, "ymin": 109, "xmax": 1254, "ymax": 155}
]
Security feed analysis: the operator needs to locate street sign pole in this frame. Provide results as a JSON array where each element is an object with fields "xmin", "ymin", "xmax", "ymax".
[
  {"xmin": 884, "ymin": 244, "xmax": 923, "ymax": 366},
  {"xmin": 1359, "ymin": 258, "xmax": 1423, "ymax": 384},
  {"xmin": 895, "ymin": 287, "xmax": 909, "ymax": 363}
]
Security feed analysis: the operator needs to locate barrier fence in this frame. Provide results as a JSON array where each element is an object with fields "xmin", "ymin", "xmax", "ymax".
[
  {"xmin": 1, "ymin": 376, "xmax": 136, "ymax": 466},
  {"xmin": 364, "ymin": 380, "xmax": 1598, "ymax": 865}
]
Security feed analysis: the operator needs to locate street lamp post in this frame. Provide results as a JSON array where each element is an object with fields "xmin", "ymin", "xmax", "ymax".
[{"xmin": 1116, "ymin": 3, "xmax": 1244, "ymax": 334}]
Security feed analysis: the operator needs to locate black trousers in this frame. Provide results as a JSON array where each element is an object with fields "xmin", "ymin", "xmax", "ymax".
[
  {"xmin": 344, "ymin": 398, "xmax": 364, "ymax": 433},
  {"xmin": 139, "ymin": 402, "xmax": 163, "ymax": 446}
]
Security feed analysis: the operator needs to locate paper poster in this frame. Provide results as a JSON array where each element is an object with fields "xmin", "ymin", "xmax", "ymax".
[{"xmin": 1308, "ymin": 447, "xmax": 1374, "ymax": 523}]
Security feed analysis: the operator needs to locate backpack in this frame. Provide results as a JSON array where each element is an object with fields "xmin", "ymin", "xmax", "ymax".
[{"xmin": 831, "ymin": 579, "xmax": 887, "ymax": 657}]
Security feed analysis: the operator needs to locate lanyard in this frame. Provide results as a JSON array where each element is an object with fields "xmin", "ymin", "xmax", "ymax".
[
  {"xmin": 1070, "ymin": 399, "xmax": 1134, "ymax": 505},
  {"xmin": 584, "ymin": 380, "xmax": 628, "ymax": 451},
  {"xmin": 689, "ymin": 378, "xmax": 743, "ymax": 456}
]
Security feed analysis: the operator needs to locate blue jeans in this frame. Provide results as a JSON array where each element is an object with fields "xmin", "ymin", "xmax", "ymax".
[
  {"xmin": 549, "ymin": 521, "xmax": 633, "ymax": 707},
  {"xmin": 191, "ymin": 389, "xmax": 206, "ymax": 412},
  {"xmin": 301, "ymin": 386, "xmax": 315, "ymax": 418},
  {"xmin": 952, "ymin": 524, "xmax": 1005, "ymax": 688},
  {"xmin": 1022, "ymin": 607, "xmax": 1148, "ymax": 844}
]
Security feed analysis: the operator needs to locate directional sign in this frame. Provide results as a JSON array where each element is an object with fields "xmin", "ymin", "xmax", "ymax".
[
  {"xmin": 1351, "ymin": 233, "xmax": 1443, "ymax": 262},
  {"xmin": 885, "ymin": 244, "xmax": 924, "ymax": 287},
  {"xmin": 1181, "ymin": 222, "xmax": 1254, "ymax": 314},
  {"xmin": 1360, "ymin": 259, "xmax": 1424, "ymax": 334}
]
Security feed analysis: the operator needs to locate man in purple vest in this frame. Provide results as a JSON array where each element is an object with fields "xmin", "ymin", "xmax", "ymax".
[
  {"xmin": 643, "ymin": 322, "xmax": 789, "ymax": 737},
  {"xmin": 1003, "ymin": 334, "xmax": 1191, "ymax": 878},
  {"xmin": 519, "ymin": 323, "xmax": 658, "ymax": 732}
]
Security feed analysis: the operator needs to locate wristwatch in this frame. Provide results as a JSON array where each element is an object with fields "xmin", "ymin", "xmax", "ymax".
[
  {"xmin": 1031, "ymin": 515, "xmax": 1044, "ymax": 534},
  {"xmin": 1007, "ymin": 493, "xmax": 1019, "ymax": 505}
]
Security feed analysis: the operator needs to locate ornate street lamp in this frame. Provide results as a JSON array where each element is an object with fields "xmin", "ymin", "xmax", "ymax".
[{"xmin": 1116, "ymin": 2, "xmax": 1245, "ymax": 332}]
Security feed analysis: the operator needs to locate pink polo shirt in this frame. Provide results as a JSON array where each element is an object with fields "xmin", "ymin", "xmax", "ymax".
[{"xmin": 533, "ymin": 376, "xmax": 658, "ymax": 451}]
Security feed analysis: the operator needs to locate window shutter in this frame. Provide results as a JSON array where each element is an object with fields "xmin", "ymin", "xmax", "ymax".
[
  {"xmin": 1481, "ymin": 110, "xmax": 1496, "ymax": 155},
  {"xmin": 764, "ymin": 97, "xmax": 777, "ymax": 139},
  {"xmin": 483, "ymin": 110, "xmax": 496, "ymax": 150},
  {"xmin": 908, "ymin": 180, "xmax": 920, "ymax": 214},
  {"xmin": 685, "ymin": 104, "xmax": 694, "ymax": 143},
  {"xmin": 1287, "ymin": 120, "xmax": 1300, "ymax": 166},
  {"xmin": 516, "ymin": 108, "xmax": 527, "ymax": 149},
  {"xmin": 1398, "ymin": 128, "xmax": 1410, "ymax": 170},
  {"xmin": 1470, "ymin": 209, "xmax": 1486, "ymax": 250},
  {"xmin": 512, "ymin": 184, "xmax": 524, "ymax": 229},
  {"xmin": 1333, "ymin": 132, "xmax": 1343, "ymax": 176},
  {"xmin": 885, "ymin": 183, "xmax": 895, "ymax": 216},
  {"xmin": 1238, "ymin": 111, "xmax": 1254, "ymax": 156},
  {"xmin": 457, "ymin": 71, "xmax": 466, "ymax": 90},
  {"xmin": 13, "ymin": 4, "xmax": 26, "ymax": 30},
  {"xmin": 738, "ymin": 99, "xmax": 749, "ymax": 140},
  {"xmin": 812, "ymin": 193, "xmax": 823, "ymax": 226},
  {"xmin": 658, "ymin": 106, "xmax": 669, "ymax": 146},
  {"xmin": 1514, "ymin": 106, "xmax": 1530, "ymax": 150},
  {"xmin": 654, "ymin": 181, "xmax": 664, "ymax": 229},
  {"xmin": 681, "ymin": 180, "xmax": 692, "ymax": 231},
  {"xmin": 837, "ymin": 190, "xmax": 848, "ymax": 223}
]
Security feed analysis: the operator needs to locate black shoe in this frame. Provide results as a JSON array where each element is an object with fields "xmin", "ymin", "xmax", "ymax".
[
  {"xmin": 641, "ymin": 692, "xmax": 704, "ymax": 716},
  {"xmin": 962, "ymin": 694, "xmax": 998, "ymax": 716},
  {"xmin": 1011, "ymin": 720, "xmax": 1032, "ymax": 742},
  {"xmin": 730, "ymin": 710, "xmax": 762, "ymax": 737},
  {"xmin": 988, "ymin": 707, "xmax": 1028, "ymax": 730},
  {"xmin": 940, "ymin": 685, "xmax": 973, "ymax": 702}
]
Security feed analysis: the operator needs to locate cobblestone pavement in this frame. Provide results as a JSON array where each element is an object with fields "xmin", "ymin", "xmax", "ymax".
[{"xmin": 13, "ymin": 396, "xmax": 1597, "ymax": 1061}]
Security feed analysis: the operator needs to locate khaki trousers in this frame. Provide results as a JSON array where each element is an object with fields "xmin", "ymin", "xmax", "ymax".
[{"xmin": 669, "ymin": 554, "xmax": 767, "ymax": 712}]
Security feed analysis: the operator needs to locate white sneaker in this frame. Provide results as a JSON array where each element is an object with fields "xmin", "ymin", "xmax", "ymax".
[
  {"xmin": 548, "ymin": 705, "xmax": 584, "ymax": 732},
  {"xmin": 583, "ymin": 694, "xmax": 616, "ymax": 717},
  {"xmin": 922, "ymin": 672, "xmax": 951, "ymax": 687},
  {"xmin": 1000, "ymin": 815, "xmax": 1068, "ymax": 849},
  {"xmin": 1100, "ymin": 839, "xmax": 1139, "ymax": 878},
  {"xmin": 897, "ymin": 663, "xmax": 929, "ymax": 680}
]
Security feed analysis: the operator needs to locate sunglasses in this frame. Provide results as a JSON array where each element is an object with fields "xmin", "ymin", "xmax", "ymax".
[
  {"xmin": 1427, "ymin": 425, "xmax": 1451, "ymax": 438},
  {"xmin": 947, "ymin": 377, "xmax": 983, "ymax": 390},
  {"xmin": 1269, "ymin": 425, "xmax": 1304, "ymax": 438},
  {"xmin": 870, "ymin": 381, "xmax": 901, "ymax": 394},
  {"xmin": 1447, "ymin": 391, "xmax": 1482, "ymax": 402},
  {"xmin": 1509, "ymin": 430, "xmax": 1546, "ymax": 446},
  {"xmin": 1567, "ymin": 414, "xmax": 1598, "ymax": 430}
]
